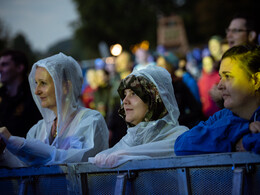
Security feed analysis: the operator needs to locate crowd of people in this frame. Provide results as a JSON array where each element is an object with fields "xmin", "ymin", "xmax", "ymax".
[{"xmin": 0, "ymin": 13, "xmax": 259, "ymax": 168}]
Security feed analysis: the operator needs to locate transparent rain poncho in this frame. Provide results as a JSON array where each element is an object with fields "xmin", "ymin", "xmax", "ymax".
[
  {"xmin": 0, "ymin": 53, "xmax": 109, "ymax": 167},
  {"xmin": 89, "ymin": 65, "xmax": 188, "ymax": 168}
]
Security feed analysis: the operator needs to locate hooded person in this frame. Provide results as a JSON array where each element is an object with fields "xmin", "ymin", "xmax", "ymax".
[
  {"xmin": 88, "ymin": 65, "xmax": 188, "ymax": 168},
  {"xmin": 0, "ymin": 53, "xmax": 109, "ymax": 167}
]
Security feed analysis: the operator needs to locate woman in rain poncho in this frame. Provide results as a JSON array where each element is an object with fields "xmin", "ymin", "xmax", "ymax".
[
  {"xmin": 89, "ymin": 65, "xmax": 188, "ymax": 168},
  {"xmin": 0, "ymin": 53, "xmax": 109, "ymax": 167}
]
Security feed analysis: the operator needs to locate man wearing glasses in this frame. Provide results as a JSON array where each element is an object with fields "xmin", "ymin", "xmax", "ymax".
[
  {"xmin": 226, "ymin": 13, "xmax": 258, "ymax": 48},
  {"xmin": 209, "ymin": 13, "xmax": 258, "ymax": 110}
]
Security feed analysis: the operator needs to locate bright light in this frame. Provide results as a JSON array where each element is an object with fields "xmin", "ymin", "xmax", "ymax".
[{"xmin": 110, "ymin": 44, "xmax": 122, "ymax": 56}]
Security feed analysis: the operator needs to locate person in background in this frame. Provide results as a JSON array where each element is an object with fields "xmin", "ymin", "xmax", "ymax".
[
  {"xmin": 157, "ymin": 52, "xmax": 203, "ymax": 128},
  {"xmin": 198, "ymin": 55, "xmax": 221, "ymax": 119},
  {"xmin": 0, "ymin": 50, "xmax": 42, "ymax": 137},
  {"xmin": 94, "ymin": 68, "xmax": 111, "ymax": 120},
  {"xmin": 106, "ymin": 51, "xmax": 132, "ymax": 147},
  {"xmin": 0, "ymin": 52, "xmax": 109, "ymax": 168},
  {"xmin": 175, "ymin": 56, "xmax": 201, "ymax": 104},
  {"xmin": 114, "ymin": 51, "xmax": 133, "ymax": 80},
  {"xmin": 133, "ymin": 48, "xmax": 155, "ymax": 70},
  {"xmin": 208, "ymin": 35, "xmax": 224, "ymax": 62},
  {"xmin": 81, "ymin": 69, "xmax": 98, "ymax": 109},
  {"xmin": 174, "ymin": 44, "xmax": 260, "ymax": 155},
  {"xmin": 210, "ymin": 13, "xmax": 259, "ymax": 109},
  {"xmin": 89, "ymin": 65, "xmax": 188, "ymax": 168},
  {"xmin": 226, "ymin": 13, "xmax": 258, "ymax": 48}
]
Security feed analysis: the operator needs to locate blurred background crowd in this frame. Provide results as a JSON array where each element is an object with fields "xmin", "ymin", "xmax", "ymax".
[{"xmin": 0, "ymin": 0, "xmax": 259, "ymax": 147}]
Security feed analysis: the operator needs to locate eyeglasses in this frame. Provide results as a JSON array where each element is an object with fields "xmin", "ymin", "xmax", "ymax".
[{"xmin": 225, "ymin": 28, "xmax": 249, "ymax": 34}]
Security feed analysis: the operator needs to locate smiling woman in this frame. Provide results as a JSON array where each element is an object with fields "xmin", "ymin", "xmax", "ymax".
[
  {"xmin": 0, "ymin": 52, "xmax": 109, "ymax": 168},
  {"xmin": 174, "ymin": 44, "xmax": 260, "ymax": 155},
  {"xmin": 89, "ymin": 65, "xmax": 188, "ymax": 168},
  {"xmin": 123, "ymin": 89, "xmax": 148, "ymax": 126},
  {"xmin": 34, "ymin": 67, "xmax": 57, "ymax": 113}
]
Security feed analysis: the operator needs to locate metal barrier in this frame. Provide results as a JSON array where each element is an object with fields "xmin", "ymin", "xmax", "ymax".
[{"xmin": 0, "ymin": 152, "xmax": 260, "ymax": 195}]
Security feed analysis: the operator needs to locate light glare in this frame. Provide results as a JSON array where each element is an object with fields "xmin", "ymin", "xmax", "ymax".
[{"xmin": 111, "ymin": 44, "xmax": 122, "ymax": 56}]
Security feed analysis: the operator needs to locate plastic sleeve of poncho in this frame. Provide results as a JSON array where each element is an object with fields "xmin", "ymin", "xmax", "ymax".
[
  {"xmin": 0, "ymin": 146, "xmax": 27, "ymax": 168},
  {"xmin": 5, "ymin": 109, "xmax": 109, "ymax": 166},
  {"xmin": 89, "ymin": 120, "xmax": 188, "ymax": 168},
  {"xmin": 174, "ymin": 109, "xmax": 251, "ymax": 156}
]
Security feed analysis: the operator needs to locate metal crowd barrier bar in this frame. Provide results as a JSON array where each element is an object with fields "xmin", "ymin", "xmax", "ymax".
[{"xmin": 0, "ymin": 152, "xmax": 260, "ymax": 195}]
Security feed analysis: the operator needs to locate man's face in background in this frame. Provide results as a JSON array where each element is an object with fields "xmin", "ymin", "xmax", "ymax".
[{"xmin": 226, "ymin": 18, "xmax": 249, "ymax": 48}]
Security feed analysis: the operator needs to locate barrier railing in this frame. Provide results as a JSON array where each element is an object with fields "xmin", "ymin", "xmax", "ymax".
[{"xmin": 0, "ymin": 152, "xmax": 260, "ymax": 195}]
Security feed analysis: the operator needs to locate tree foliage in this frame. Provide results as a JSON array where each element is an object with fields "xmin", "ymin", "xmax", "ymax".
[
  {"xmin": 2, "ymin": 0, "xmax": 259, "ymax": 60},
  {"xmin": 73, "ymin": 0, "xmax": 163, "ymax": 58},
  {"xmin": 72, "ymin": 0, "xmax": 259, "ymax": 58}
]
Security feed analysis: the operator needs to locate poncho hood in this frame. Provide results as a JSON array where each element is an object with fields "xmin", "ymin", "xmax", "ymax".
[
  {"xmin": 124, "ymin": 65, "xmax": 180, "ymax": 126},
  {"xmin": 28, "ymin": 53, "xmax": 83, "ymax": 134},
  {"xmin": 89, "ymin": 65, "xmax": 188, "ymax": 168}
]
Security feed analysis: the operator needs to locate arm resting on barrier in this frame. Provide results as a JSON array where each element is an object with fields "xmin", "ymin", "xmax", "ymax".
[{"xmin": 174, "ymin": 109, "xmax": 254, "ymax": 155}]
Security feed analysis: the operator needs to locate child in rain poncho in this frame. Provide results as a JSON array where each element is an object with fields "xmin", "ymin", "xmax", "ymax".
[
  {"xmin": 0, "ymin": 53, "xmax": 109, "ymax": 167},
  {"xmin": 89, "ymin": 65, "xmax": 188, "ymax": 168}
]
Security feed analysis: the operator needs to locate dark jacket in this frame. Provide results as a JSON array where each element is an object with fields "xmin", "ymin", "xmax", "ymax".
[{"xmin": 0, "ymin": 80, "xmax": 42, "ymax": 137}]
